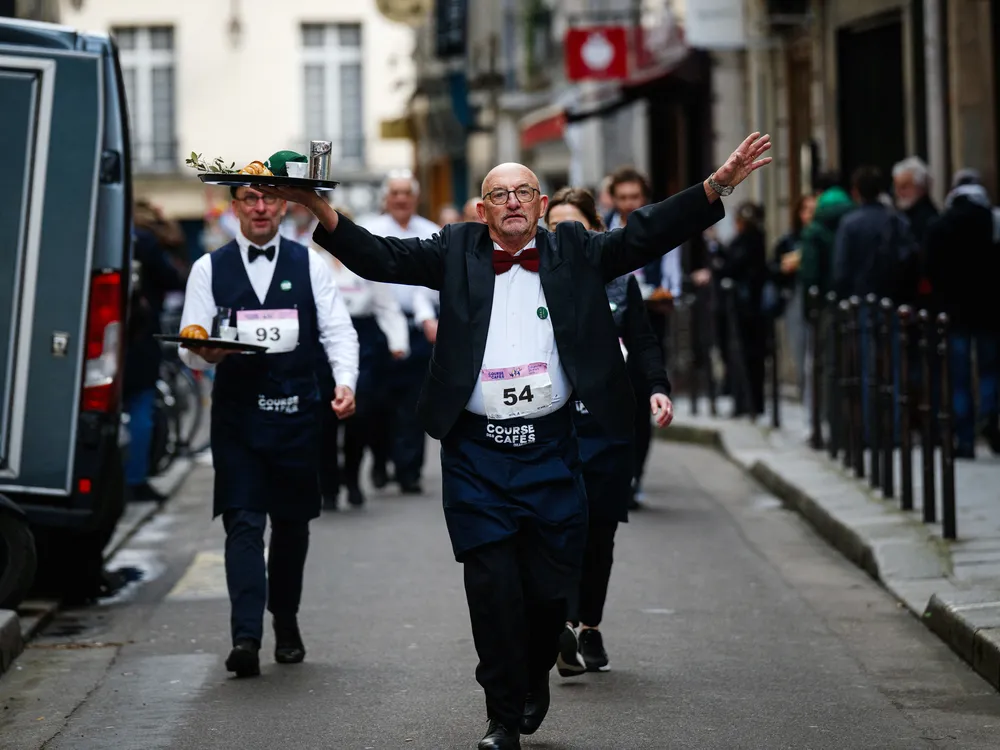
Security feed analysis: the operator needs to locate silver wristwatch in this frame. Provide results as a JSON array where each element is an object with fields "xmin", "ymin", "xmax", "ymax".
[{"xmin": 708, "ymin": 173, "xmax": 734, "ymax": 197}]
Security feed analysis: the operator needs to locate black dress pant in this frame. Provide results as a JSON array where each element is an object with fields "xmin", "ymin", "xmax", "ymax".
[
  {"xmin": 574, "ymin": 520, "xmax": 619, "ymax": 628},
  {"xmin": 462, "ymin": 534, "xmax": 569, "ymax": 731},
  {"xmin": 223, "ymin": 508, "xmax": 310, "ymax": 645}
]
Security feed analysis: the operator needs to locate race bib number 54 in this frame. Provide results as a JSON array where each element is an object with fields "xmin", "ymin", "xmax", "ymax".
[
  {"xmin": 236, "ymin": 309, "xmax": 300, "ymax": 354},
  {"xmin": 480, "ymin": 362, "xmax": 553, "ymax": 420}
]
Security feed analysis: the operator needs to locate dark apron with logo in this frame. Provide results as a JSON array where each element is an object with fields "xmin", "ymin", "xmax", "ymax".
[
  {"xmin": 440, "ymin": 406, "xmax": 588, "ymax": 597},
  {"xmin": 209, "ymin": 240, "xmax": 323, "ymax": 522},
  {"xmin": 572, "ymin": 401, "xmax": 633, "ymax": 523},
  {"xmin": 351, "ymin": 314, "xmax": 390, "ymax": 418}
]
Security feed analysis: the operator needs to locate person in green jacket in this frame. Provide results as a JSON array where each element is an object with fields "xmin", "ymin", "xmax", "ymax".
[{"xmin": 799, "ymin": 173, "xmax": 855, "ymax": 297}]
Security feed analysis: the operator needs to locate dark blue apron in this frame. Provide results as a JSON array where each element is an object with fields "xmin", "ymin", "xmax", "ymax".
[
  {"xmin": 572, "ymin": 401, "xmax": 633, "ymax": 523},
  {"xmin": 440, "ymin": 406, "xmax": 588, "ymax": 595},
  {"xmin": 570, "ymin": 274, "xmax": 635, "ymax": 523},
  {"xmin": 210, "ymin": 239, "xmax": 323, "ymax": 522}
]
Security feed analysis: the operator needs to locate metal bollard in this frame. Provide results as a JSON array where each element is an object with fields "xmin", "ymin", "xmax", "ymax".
[
  {"xmin": 937, "ymin": 313, "xmax": 957, "ymax": 539},
  {"xmin": 897, "ymin": 306, "xmax": 914, "ymax": 511},
  {"xmin": 839, "ymin": 300, "xmax": 853, "ymax": 471},
  {"xmin": 826, "ymin": 291, "xmax": 840, "ymax": 460},
  {"xmin": 808, "ymin": 287, "xmax": 823, "ymax": 449},
  {"xmin": 849, "ymin": 297, "xmax": 865, "ymax": 478},
  {"xmin": 918, "ymin": 309, "xmax": 936, "ymax": 523},
  {"xmin": 880, "ymin": 298, "xmax": 895, "ymax": 499},
  {"xmin": 866, "ymin": 294, "xmax": 881, "ymax": 490},
  {"xmin": 770, "ymin": 316, "xmax": 781, "ymax": 429}
]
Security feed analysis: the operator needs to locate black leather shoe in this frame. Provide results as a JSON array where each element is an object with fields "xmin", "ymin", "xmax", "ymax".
[
  {"xmin": 346, "ymin": 484, "xmax": 365, "ymax": 507},
  {"xmin": 225, "ymin": 638, "xmax": 260, "ymax": 677},
  {"xmin": 519, "ymin": 679, "xmax": 550, "ymax": 735},
  {"xmin": 273, "ymin": 617, "xmax": 306, "ymax": 664},
  {"xmin": 399, "ymin": 480, "xmax": 423, "ymax": 495},
  {"xmin": 478, "ymin": 718, "xmax": 520, "ymax": 749},
  {"xmin": 371, "ymin": 464, "xmax": 388, "ymax": 489}
]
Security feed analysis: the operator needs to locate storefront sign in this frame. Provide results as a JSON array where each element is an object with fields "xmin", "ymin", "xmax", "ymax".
[
  {"xmin": 684, "ymin": 0, "xmax": 746, "ymax": 49},
  {"xmin": 564, "ymin": 26, "xmax": 629, "ymax": 81}
]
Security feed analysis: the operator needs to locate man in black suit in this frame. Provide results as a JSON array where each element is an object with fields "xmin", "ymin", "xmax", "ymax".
[{"xmin": 261, "ymin": 132, "xmax": 771, "ymax": 750}]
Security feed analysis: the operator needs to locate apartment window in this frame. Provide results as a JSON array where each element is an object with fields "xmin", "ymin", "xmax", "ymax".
[
  {"xmin": 115, "ymin": 26, "xmax": 176, "ymax": 173},
  {"xmin": 302, "ymin": 23, "xmax": 364, "ymax": 165}
]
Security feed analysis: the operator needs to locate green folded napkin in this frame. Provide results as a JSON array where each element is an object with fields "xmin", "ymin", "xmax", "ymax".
[{"xmin": 265, "ymin": 150, "xmax": 307, "ymax": 177}]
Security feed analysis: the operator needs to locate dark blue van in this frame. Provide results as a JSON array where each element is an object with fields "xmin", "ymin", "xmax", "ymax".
[{"xmin": 0, "ymin": 17, "xmax": 133, "ymax": 607}]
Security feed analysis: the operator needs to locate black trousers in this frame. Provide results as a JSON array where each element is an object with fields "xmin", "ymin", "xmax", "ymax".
[
  {"xmin": 222, "ymin": 509, "xmax": 309, "ymax": 645},
  {"xmin": 462, "ymin": 534, "xmax": 569, "ymax": 730},
  {"xmin": 319, "ymin": 410, "xmax": 375, "ymax": 496},
  {"xmin": 572, "ymin": 520, "xmax": 619, "ymax": 628}
]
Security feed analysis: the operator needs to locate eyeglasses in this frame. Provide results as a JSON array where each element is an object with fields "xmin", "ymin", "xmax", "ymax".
[
  {"xmin": 483, "ymin": 185, "xmax": 540, "ymax": 206},
  {"xmin": 239, "ymin": 192, "xmax": 279, "ymax": 207}
]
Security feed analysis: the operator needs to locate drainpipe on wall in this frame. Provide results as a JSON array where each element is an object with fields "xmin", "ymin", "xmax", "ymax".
[{"xmin": 923, "ymin": 0, "xmax": 947, "ymax": 206}]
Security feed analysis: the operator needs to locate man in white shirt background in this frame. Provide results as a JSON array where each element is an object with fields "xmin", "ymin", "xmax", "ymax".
[
  {"xmin": 359, "ymin": 170, "xmax": 441, "ymax": 495},
  {"xmin": 177, "ymin": 184, "xmax": 359, "ymax": 678}
]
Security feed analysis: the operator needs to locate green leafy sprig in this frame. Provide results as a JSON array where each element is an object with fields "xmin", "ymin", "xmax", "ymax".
[{"xmin": 185, "ymin": 152, "xmax": 238, "ymax": 173}]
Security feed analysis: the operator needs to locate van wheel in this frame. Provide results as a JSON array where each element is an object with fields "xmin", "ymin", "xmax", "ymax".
[{"xmin": 0, "ymin": 512, "xmax": 37, "ymax": 610}]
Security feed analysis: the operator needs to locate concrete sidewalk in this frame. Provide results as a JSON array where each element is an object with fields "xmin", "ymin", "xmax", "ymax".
[{"xmin": 664, "ymin": 395, "xmax": 1000, "ymax": 689}]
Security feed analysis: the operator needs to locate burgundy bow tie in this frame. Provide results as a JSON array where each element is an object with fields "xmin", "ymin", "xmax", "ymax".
[{"xmin": 493, "ymin": 248, "xmax": 540, "ymax": 274}]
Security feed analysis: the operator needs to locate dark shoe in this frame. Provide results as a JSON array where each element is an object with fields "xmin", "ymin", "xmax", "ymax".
[
  {"xmin": 478, "ymin": 718, "xmax": 520, "ymax": 749},
  {"xmin": 346, "ymin": 484, "xmax": 365, "ymax": 507},
  {"xmin": 129, "ymin": 481, "xmax": 167, "ymax": 503},
  {"xmin": 399, "ymin": 480, "xmax": 422, "ymax": 495},
  {"xmin": 579, "ymin": 628, "xmax": 610, "ymax": 672},
  {"xmin": 556, "ymin": 625, "xmax": 586, "ymax": 678},
  {"xmin": 519, "ymin": 678, "xmax": 550, "ymax": 735},
  {"xmin": 225, "ymin": 638, "xmax": 261, "ymax": 677},
  {"xmin": 273, "ymin": 617, "xmax": 306, "ymax": 664},
  {"xmin": 322, "ymin": 493, "xmax": 339, "ymax": 511},
  {"xmin": 371, "ymin": 464, "xmax": 388, "ymax": 489}
]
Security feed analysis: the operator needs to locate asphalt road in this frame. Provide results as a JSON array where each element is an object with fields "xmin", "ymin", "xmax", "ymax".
[{"xmin": 1, "ymin": 439, "xmax": 999, "ymax": 750}]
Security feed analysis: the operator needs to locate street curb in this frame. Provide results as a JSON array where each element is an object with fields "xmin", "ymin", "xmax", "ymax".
[
  {"xmin": 0, "ymin": 609, "xmax": 23, "ymax": 678},
  {"xmin": 0, "ymin": 457, "xmax": 194, "ymax": 679},
  {"xmin": 661, "ymin": 420, "xmax": 1000, "ymax": 691}
]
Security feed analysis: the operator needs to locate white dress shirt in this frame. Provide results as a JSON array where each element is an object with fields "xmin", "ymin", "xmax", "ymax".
[
  {"xmin": 358, "ymin": 213, "xmax": 441, "ymax": 319},
  {"xmin": 464, "ymin": 239, "xmax": 571, "ymax": 418},
  {"xmin": 178, "ymin": 231, "xmax": 360, "ymax": 393},
  {"xmin": 610, "ymin": 212, "xmax": 681, "ymax": 295},
  {"xmin": 311, "ymin": 248, "xmax": 410, "ymax": 356}
]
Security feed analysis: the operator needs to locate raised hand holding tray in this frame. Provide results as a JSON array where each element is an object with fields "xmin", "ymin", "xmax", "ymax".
[{"xmin": 155, "ymin": 334, "xmax": 268, "ymax": 353}]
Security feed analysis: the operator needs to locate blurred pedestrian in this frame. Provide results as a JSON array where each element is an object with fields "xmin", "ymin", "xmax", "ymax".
[
  {"xmin": 543, "ymin": 187, "xmax": 674, "ymax": 679},
  {"xmin": 177, "ymin": 184, "xmax": 359, "ymax": 678},
  {"xmin": 359, "ymin": 170, "xmax": 440, "ymax": 494}
]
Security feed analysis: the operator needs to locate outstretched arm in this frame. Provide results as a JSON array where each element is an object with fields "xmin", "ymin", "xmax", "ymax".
[
  {"xmin": 256, "ymin": 187, "xmax": 446, "ymax": 290},
  {"xmin": 593, "ymin": 133, "xmax": 772, "ymax": 281}
]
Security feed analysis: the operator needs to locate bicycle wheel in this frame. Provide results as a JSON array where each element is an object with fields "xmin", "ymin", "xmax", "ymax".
[
  {"xmin": 165, "ymin": 361, "xmax": 204, "ymax": 452},
  {"xmin": 150, "ymin": 377, "xmax": 180, "ymax": 476}
]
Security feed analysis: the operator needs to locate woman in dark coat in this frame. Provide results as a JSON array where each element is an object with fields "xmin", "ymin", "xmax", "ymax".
[{"xmin": 543, "ymin": 187, "xmax": 674, "ymax": 676}]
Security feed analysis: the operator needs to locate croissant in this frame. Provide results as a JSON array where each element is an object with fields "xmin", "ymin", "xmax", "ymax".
[{"xmin": 239, "ymin": 160, "xmax": 273, "ymax": 176}]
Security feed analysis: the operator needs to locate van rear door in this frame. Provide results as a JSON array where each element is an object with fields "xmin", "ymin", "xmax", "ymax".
[{"xmin": 0, "ymin": 35, "xmax": 106, "ymax": 496}]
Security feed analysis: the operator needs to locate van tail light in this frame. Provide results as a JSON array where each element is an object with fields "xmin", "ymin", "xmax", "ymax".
[{"xmin": 82, "ymin": 270, "xmax": 123, "ymax": 412}]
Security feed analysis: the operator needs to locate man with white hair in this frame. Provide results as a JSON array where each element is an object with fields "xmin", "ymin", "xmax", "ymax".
[
  {"xmin": 892, "ymin": 156, "xmax": 939, "ymax": 248},
  {"xmin": 360, "ymin": 170, "xmax": 440, "ymax": 494}
]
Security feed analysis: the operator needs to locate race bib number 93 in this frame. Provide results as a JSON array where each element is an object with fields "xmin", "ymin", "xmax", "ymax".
[{"xmin": 236, "ymin": 308, "xmax": 300, "ymax": 354}]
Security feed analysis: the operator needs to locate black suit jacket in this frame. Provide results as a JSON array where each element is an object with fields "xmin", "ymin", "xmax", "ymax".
[{"xmin": 313, "ymin": 184, "xmax": 724, "ymax": 439}]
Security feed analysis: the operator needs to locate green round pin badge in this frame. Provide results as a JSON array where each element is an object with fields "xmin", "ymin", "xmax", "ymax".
[
  {"xmin": 536, "ymin": 307, "xmax": 548, "ymax": 320},
  {"xmin": 281, "ymin": 280, "xmax": 292, "ymax": 291}
]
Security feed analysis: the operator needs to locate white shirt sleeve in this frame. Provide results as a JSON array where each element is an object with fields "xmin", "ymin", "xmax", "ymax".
[
  {"xmin": 372, "ymin": 282, "xmax": 410, "ymax": 356},
  {"xmin": 411, "ymin": 286, "xmax": 438, "ymax": 325},
  {"xmin": 177, "ymin": 254, "xmax": 218, "ymax": 371},
  {"xmin": 309, "ymin": 250, "xmax": 360, "ymax": 393},
  {"xmin": 661, "ymin": 247, "xmax": 682, "ymax": 297}
]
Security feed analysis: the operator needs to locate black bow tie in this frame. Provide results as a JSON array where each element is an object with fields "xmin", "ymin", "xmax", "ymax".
[{"xmin": 248, "ymin": 245, "xmax": 275, "ymax": 263}]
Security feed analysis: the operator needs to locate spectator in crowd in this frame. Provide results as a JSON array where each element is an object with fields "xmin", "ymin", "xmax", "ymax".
[
  {"xmin": 125, "ymin": 201, "xmax": 188, "ymax": 502},
  {"xmin": 462, "ymin": 197, "xmax": 484, "ymax": 223},
  {"xmin": 833, "ymin": 166, "xmax": 918, "ymax": 441},
  {"xmin": 800, "ymin": 172, "xmax": 854, "ymax": 299},
  {"xmin": 892, "ymin": 156, "xmax": 939, "ymax": 247},
  {"xmin": 924, "ymin": 170, "xmax": 1000, "ymax": 457},
  {"xmin": 439, "ymin": 205, "xmax": 461, "ymax": 226},
  {"xmin": 718, "ymin": 202, "xmax": 769, "ymax": 418}
]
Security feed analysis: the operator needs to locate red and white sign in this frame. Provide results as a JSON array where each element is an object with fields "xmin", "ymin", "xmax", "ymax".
[{"xmin": 564, "ymin": 26, "xmax": 629, "ymax": 81}]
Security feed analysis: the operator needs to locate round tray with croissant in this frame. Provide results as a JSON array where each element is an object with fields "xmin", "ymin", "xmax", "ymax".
[{"xmin": 188, "ymin": 153, "xmax": 341, "ymax": 191}]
